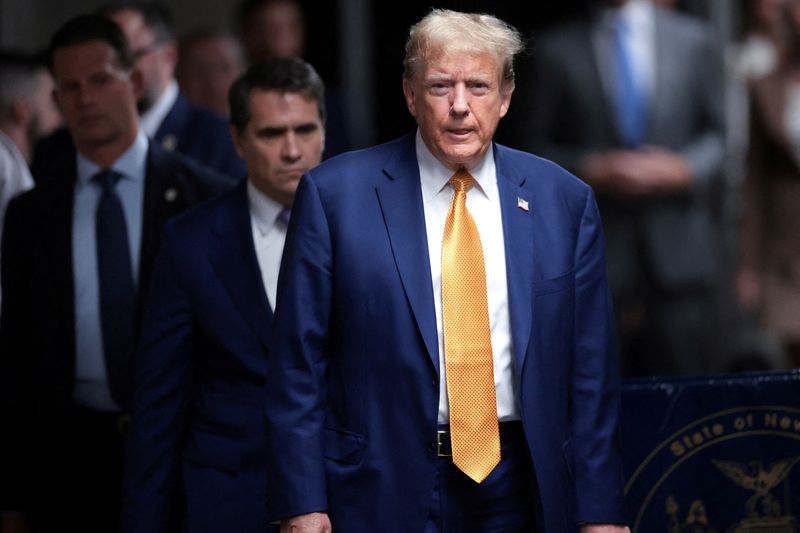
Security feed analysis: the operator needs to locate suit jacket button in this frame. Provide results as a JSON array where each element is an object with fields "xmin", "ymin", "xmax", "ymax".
[{"xmin": 427, "ymin": 441, "xmax": 436, "ymax": 454}]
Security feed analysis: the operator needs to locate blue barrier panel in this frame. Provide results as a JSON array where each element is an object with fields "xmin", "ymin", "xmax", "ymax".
[{"xmin": 621, "ymin": 370, "xmax": 800, "ymax": 532}]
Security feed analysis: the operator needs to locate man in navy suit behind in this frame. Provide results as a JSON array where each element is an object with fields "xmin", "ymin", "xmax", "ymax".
[
  {"xmin": 103, "ymin": 2, "xmax": 246, "ymax": 180},
  {"xmin": 122, "ymin": 57, "xmax": 326, "ymax": 533},
  {"xmin": 264, "ymin": 8, "xmax": 630, "ymax": 533},
  {"xmin": 31, "ymin": 3, "xmax": 246, "ymax": 184},
  {"xmin": 0, "ymin": 14, "xmax": 227, "ymax": 533}
]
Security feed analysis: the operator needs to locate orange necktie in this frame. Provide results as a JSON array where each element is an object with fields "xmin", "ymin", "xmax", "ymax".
[{"xmin": 441, "ymin": 169, "xmax": 500, "ymax": 483}]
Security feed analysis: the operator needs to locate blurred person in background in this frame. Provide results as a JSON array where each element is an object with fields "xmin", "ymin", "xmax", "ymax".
[
  {"xmin": 722, "ymin": 0, "xmax": 789, "ymax": 370},
  {"xmin": 0, "ymin": 15, "xmax": 227, "ymax": 533},
  {"xmin": 0, "ymin": 51, "xmax": 61, "ymax": 303},
  {"xmin": 739, "ymin": 0, "xmax": 800, "ymax": 368},
  {"xmin": 176, "ymin": 28, "xmax": 245, "ymax": 117},
  {"xmin": 505, "ymin": 0, "xmax": 725, "ymax": 377},
  {"xmin": 101, "ymin": 2, "xmax": 245, "ymax": 179},
  {"xmin": 728, "ymin": 0, "xmax": 786, "ymax": 182},
  {"xmin": 236, "ymin": 0, "xmax": 350, "ymax": 158},
  {"xmin": 737, "ymin": 0, "xmax": 786, "ymax": 81},
  {"xmin": 237, "ymin": 0, "xmax": 305, "ymax": 62}
]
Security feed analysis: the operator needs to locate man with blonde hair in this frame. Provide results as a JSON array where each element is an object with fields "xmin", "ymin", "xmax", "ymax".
[{"xmin": 264, "ymin": 9, "xmax": 630, "ymax": 532}]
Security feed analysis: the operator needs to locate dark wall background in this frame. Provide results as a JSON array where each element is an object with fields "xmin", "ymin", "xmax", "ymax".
[
  {"xmin": 0, "ymin": 0, "xmax": 725, "ymax": 147},
  {"xmin": 366, "ymin": 1, "xmax": 594, "ymax": 143}
]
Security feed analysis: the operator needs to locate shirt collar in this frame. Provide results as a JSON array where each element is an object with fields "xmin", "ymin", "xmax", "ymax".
[
  {"xmin": 247, "ymin": 179, "xmax": 285, "ymax": 237},
  {"xmin": 140, "ymin": 79, "xmax": 179, "ymax": 138},
  {"xmin": 76, "ymin": 130, "xmax": 149, "ymax": 185},
  {"xmin": 602, "ymin": 0, "xmax": 653, "ymax": 29},
  {"xmin": 415, "ymin": 129, "xmax": 496, "ymax": 203}
]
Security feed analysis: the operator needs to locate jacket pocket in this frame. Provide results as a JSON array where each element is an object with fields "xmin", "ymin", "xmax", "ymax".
[
  {"xmin": 323, "ymin": 426, "xmax": 365, "ymax": 465},
  {"xmin": 532, "ymin": 270, "xmax": 575, "ymax": 297}
]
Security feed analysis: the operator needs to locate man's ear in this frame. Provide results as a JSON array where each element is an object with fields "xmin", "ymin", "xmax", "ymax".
[
  {"xmin": 402, "ymin": 78, "xmax": 417, "ymax": 118},
  {"xmin": 52, "ymin": 87, "xmax": 64, "ymax": 116},
  {"xmin": 130, "ymin": 68, "xmax": 145, "ymax": 101},
  {"xmin": 163, "ymin": 41, "xmax": 178, "ymax": 72},
  {"xmin": 8, "ymin": 98, "xmax": 30, "ymax": 127},
  {"xmin": 229, "ymin": 124, "xmax": 245, "ymax": 159},
  {"xmin": 498, "ymin": 82, "xmax": 514, "ymax": 119}
]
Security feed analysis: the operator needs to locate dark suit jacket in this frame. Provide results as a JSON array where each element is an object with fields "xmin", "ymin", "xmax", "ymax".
[
  {"xmin": 0, "ymin": 141, "xmax": 228, "ymax": 515},
  {"xmin": 122, "ymin": 180, "xmax": 274, "ymax": 533},
  {"xmin": 263, "ymin": 133, "xmax": 627, "ymax": 532},
  {"xmin": 504, "ymin": 7, "xmax": 725, "ymax": 293},
  {"xmin": 154, "ymin": 93, "xmax": 246, "ymax": 180}
]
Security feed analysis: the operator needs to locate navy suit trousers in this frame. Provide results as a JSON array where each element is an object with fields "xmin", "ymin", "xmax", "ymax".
[{"xmin": 424, "ymin": 422, "xmax": 541, "ymax": 533}]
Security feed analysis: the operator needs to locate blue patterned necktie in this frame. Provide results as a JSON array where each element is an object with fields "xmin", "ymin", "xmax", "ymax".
[
  {"xmin": 612, "ymin": 14, "xmax": 647, "ymax": 148},
  {"xmin": 93, "ymin": 169, "xmax": 135, "ymax": 411}
]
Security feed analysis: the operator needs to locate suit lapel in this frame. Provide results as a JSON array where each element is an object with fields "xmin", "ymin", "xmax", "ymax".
[
  {"xmin": 650, "ymin": 12, "xmax": 674, "ymax": 143},
  {"xmin": 154, "ymin": 94, "xmax": 187, "ymax": 152},
  {"xmin": 208, "ymin": 181, "xmax": 273, "ymax": 351},
  {"xmin": 139, "ymin": 142, "xmax": 174, "ymax": 314},
  {"xmin": 588, "ymin": 20, "xmax": 626, "ymax": 146},
  {"xmin": 494, "ymin": 145, "xmax": 534, "ymax": 373},
  {"xmin": 376, "ymin": 135, "xmax": 439, "ymax": 371}
]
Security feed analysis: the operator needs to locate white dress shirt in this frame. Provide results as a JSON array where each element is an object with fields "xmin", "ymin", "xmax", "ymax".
[
  {"xmin": 415, "ymin": 131, "xmax": 519, "ymax": 424},
  {"xmin": 140, "ymin": 79, "xmax": 179, "ymax": 139},
  {"xmin": 247, "ymin": 180, "xmax": 288, "ymax": 310}
]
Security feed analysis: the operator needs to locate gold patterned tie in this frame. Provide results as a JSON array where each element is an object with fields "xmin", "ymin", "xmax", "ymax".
[{"xmin": 441, "ymin": 169, "xmax": 500, "ymax": 483}]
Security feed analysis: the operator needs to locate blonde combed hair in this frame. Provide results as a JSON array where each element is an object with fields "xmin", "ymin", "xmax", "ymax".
[{"xmin": 402, "ymin": 9, "xmax": 524, "ymax": 86}]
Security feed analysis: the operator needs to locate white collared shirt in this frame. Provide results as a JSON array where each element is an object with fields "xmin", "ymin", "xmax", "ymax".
[
  {"xmin": 247, "ymin": 180, "xmax": 287, "ymax": 310},
  {"xmin": 140, "ymin": 79, "xmax": 179, "ymax": 139},
  {"xmin": 415, "ymin": 130, "xmax": 519, "ymax": 424}
]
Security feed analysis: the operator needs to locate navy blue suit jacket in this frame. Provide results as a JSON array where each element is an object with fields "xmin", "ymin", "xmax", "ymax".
[
  {"xmin": 0, "ymin": 142, "xmax": 228, "ymax": 516},
  {"xmin": 263, "ymin": 133, "xmax": 627, "ymax": 532},
  {"xmin": 122, "ymin": 180, "xmax": 275, "ymax": 533},
  {"xmin": 154, "ymin": 94, "xmax": 246, "ymax": 181}
]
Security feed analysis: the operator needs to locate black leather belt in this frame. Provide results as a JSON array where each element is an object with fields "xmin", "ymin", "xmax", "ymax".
[{"xmin": 437, "ymin": 421, "xmax": 524, "ymax": 457}]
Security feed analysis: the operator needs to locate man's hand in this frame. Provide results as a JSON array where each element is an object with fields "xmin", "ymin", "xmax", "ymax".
[
  {"xmin": 280, "ymin": 512, "xmax": 332, "ymax": 533},
  {"xmin": 737, "ymin": 269, "xmax": 761, "ymax": 311},
  {"xmin": 581, "ymin": 148, "xmax": 692, "ymax": 197},
  {"xmin": 580, "ymin": 525, "xmax": 631, "ymax": 533}
]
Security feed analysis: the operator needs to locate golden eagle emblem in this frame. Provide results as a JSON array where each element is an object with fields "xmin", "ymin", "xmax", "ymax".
[{"xmin": 712, "ymin": 457, "xmax": 800, "ymax": 519}]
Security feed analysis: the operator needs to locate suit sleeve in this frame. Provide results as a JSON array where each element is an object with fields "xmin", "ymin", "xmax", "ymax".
[
  {"xmin": 122, "ymin": 224, "xmax": 194, "ymax": 533},
  {"xmin": 0, "ymin": 196, "xmax": 33, "ymax": 513},
  {"xmin": 263, "ymin": 174, "xmax": 332, "ymax": 521},
  {"xmin": 570, "ymin": 187, "xmax": 627, "ymax": 524},
  {"xmin": 680, "ymin": 30, "xmax": 725, "ymax": 198}
]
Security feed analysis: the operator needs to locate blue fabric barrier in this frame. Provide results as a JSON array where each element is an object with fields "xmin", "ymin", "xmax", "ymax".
[{"xmin": 621, "ymin": 370, "xmax": 800, "ymax": 532}]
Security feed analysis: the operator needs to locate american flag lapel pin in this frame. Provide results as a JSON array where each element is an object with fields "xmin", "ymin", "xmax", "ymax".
[{"xmin": 517, "ymin": 196, "xmax": 529, "ymax": 212}]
